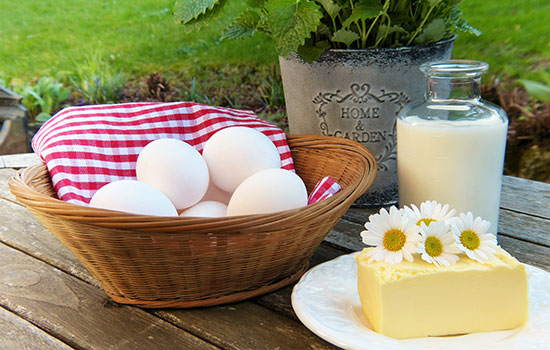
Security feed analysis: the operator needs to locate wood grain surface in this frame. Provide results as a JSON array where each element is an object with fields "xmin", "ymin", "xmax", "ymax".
[
  {"xmin": 0, "ymin": 306, "xmax": 74, "ymax": 350},
  {"xmin": 0, "ymin": 153, "xmax": 40, "ymax": 169},
  {"xmin": 0, "ymin": 243, "xmax": 221, "ymax": 350},
  {"xmin": 500, "ymin": 176, "xmax": 550, "ymax": 219},
  {"xmin": 1, "ymin": 155, "xmax": 549, "ymax": 350}
]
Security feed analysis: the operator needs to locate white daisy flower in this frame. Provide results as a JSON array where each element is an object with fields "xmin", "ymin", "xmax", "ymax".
[
  {"xmin": 417, "ymin": 221, "xmax": 461, "ymax": 267},
  {"xmin": 361, "ymin": 206, "xmax": 421, "ymax": 264},
  {"xmin": 450, "ymin": 212, "xmax": 498, "ymax": 263},
  {"xmin": 404, "ymin": 200, "xmax": 456, "ymax": 227}
]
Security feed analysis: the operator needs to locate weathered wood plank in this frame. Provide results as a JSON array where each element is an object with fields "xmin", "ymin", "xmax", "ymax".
[
  {"xmin": 343, "ymin": 207, "xmax": 380, "ymax": 225},
  {"xmin": 499, "ymin": 210, "xmax": 550, "ymax": 247},
  {"xmin": 343, "ymin": 176, "xmax": 550, "ymax": 224},
  {"xmin": 0, "ymin": 181, "xmax": 340, "ymax": 350},
  {"xmin": 324, "ymin": 218, "xmax": 364, "ymax": 252},
  {"xmin": 0, "ymin": 153, "xmax": 41, "ymax": 169},
  {"xmin": 153, "ymin": 302, "xmax": 339, "ymax": 350},
  {"xmin": 501, "ymin": 176, "xmax": 550, "ymax": 219},
  {"xmin": 497, "ymin": 235, "xmax": 550, "ymax": 272},
  {"xmin": 2, "ymin": 163, "xmax": 548, "ymax": 349},
  {"xmin": 0, "ymin": 198, "xmax": 99, "ymax": 287},
  {"xmin": 0, "ymin": 306, "xmax": 75, "ymax": 350},
  {"xmin": 0, "ymin": 243, "xmax": 220, "ymax": 350},
  {"xmin": 254, "ymin": 242, "xmax": 351, "ymax": 321},
  {"xmin": 0, "ymin": 168, "xmax": 17, "ymax": 203}
]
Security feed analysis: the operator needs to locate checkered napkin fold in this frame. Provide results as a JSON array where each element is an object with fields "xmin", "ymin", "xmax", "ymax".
[{"xmin": 32, "ymin": 102, "xmax": 341, "ymax": 209}]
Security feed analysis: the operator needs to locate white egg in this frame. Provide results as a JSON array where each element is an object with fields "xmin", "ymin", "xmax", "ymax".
[
  {"xmin": 226, "ymin": 168, "xmax": 308, "ymax": 216},
  {"xmin": 202, "ymin": 126, "xmax": 281, "ymax": 193},
  {"xmin": 201, "ymin": 178, "xmax": 233, "ymax": 204},
  {"xmin": 89, "ymin": 180, "xmax": 178, "ymax": 216},
  {"xmin": 136, "ymin": 138, "xmax": 209, "ymax": 210},
  {"xmin": 179, "ymin": 201, "xmax": 228, "ymax": 218}
]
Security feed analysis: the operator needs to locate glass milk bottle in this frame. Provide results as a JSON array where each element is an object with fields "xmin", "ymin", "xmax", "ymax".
[{"xmin": 397, "ymin": 60, "xmax": 508, "ymax": 234}]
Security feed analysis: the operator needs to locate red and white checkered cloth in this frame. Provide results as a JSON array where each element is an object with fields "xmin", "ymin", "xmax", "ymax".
[
  {"xmin": 307, "ymin": 176, "xmax": 341, "ymax": 205},
  {"xmin": 32, "ymin": 102, "xmax": 340, "ymax": 207}
]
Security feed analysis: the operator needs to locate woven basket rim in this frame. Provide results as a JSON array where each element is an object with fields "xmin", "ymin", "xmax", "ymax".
[
  {"xmin": 9, "ymin": 134, "xmax": 377, "ymax": 231},
  {"xmin": 7, "ymin": 134, "xmax": 378, "ymax": 307}
]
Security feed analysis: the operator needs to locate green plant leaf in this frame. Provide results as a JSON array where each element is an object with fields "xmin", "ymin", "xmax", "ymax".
[
  {"xmin": 42, "ymin": 95, "xmax": 53, "ymax": 115},
  {"xmin": 457, "ymin": 19, "xmax": 481, "ymax": 36},
  {"xmin": 315, "ymin": 0, "xmax": 341, "ymax": 19},
  {"xmin": 246, "ymin": 0, "xmax": 265, "ymax": 7},
  {"xmin": 332, "ymin": 29, "xmax": 360, "ymax": 47},
  {"xmin": 172, "ymin": 0, "xmax": 478, "ymax": 51},
  {"xmin": 375, "ymin": 24, "xmax": 407, "ymax": 46},
  {"xmin": 221, "ymin": 9, "xmax": 261, "ymax": 39},
  {"xmin": 414, "ymin": 18, "xmax": 446, "ymax": 45},
  {"xmin": 174, "ymin": 0, "xmax": 227, "ymax": 33},
  {"xmin": 267, "ymin": 0, "xmax": 323, "ymax": 57},
  {"xmin": 35, "ymin": 112, "xmax": 52, "ymax": 122},
  {"xmin": 22, "ymin": 87, "xmax": 43, "ymax": 106},
  {"xmin": 519, "ymin": 79, "xmax": 550, "ymax": 103},
  {"xmin": 174, "ymin": 0, "xmax": 221, "ymax": 24},
  {"xmin": 426, "ymin": 0, "xmax": 442, "ymax": 5},
  {"xmin": 316, "ymin": 23, "xmax": 332, "ymax": 37},
  {"xmin": 342, "ymin": 1, "xmax": 383, "ymax": 29},
  {"xmin": 446, "ymin": 7, "xmax": 481, "ymax": 36},
  {"xmin": 256, "ymin": 13, "xmax": 271, "ymax": 32},
  {"xmin": 297, "ymin": 40, "xmax": 331, "ymax": 62},
  {"xmin": 57, "ymin": 89, "xmax": 71, "ymax": 105}
]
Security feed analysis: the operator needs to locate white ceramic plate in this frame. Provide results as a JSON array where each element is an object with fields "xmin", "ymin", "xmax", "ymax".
[{"xmin": 292, "ymin": 253, "xmax": 550, "ymax": 350}]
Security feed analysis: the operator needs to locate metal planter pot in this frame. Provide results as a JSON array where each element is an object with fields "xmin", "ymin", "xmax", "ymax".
[{"xmin": 279, "ymin": 37, "xmax": 455, "ymax": 207}]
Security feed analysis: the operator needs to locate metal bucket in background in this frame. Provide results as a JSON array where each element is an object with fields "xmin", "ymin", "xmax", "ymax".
[
  {"xmin": 0, "ymin": 86, "xmax": 30, "ymax": 155},
  {"xmin": 279, "ymin": 37, "xmax": 455, "ymax": 207}
]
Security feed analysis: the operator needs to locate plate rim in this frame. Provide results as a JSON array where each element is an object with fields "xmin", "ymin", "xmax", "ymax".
[{"xmin": 291, "ymin": 252, "xmax": 550, "ymax": 350}]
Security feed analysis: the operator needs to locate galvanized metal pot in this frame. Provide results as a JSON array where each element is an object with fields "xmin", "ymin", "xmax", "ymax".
[{"xmin": 279, "ymin": 37, "xmax": 455, "ymax": 207}]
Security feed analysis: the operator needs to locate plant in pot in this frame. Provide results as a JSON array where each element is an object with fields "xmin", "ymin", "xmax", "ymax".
[{"xmin": 174, "ymin": 0, "xmax": 479, "ymax": 206}]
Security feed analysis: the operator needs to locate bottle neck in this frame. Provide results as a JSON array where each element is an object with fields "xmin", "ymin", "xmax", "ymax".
[{"xmin": 426, "ymin": 76, "xmax": 482, "ymax": 101}]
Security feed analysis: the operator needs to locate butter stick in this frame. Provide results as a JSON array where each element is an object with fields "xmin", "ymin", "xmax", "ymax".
[{"xmin": 356, "ymin": 246, "xmax": 528, "ymax": 339}]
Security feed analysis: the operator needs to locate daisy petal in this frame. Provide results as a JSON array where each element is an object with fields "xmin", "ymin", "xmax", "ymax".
[
  {"xmin": 477, "ymin": 220, "xmax": 491, "ymax": 235},
  {"xmin": 420, "ymin": 253, "xmax": 433, "ymax": 265},
  {"xmin": 365, "ymin": 246, "xmax": 384, "ymax": 262},
  {"xmin": 402, "ymin": 248, "xmax": 414, "ymax": 262},
  {"xmin": 464, "ymin": 249, "xmax": 480, "ymax": 262},
  {"xmin": 361, "ymin": 232, "xmax": 382, "ymax": 246},
  {"xmin": 372, "ymin": 247, "xmax": 388, "ymax": 262},
  {"xmin": 360, "ymin": 205, "xmax": 423, "ymax": 264},
  {"xmin": 389, "ymin": 206, "xmax": 401, "ymax": 229},
  {"xmin": 434, "ymin": 256, "xmax": 449, "ymax": 267}
]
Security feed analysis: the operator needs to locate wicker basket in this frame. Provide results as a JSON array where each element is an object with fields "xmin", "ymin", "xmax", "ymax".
[{"xmin": 9, "ymin": 134, "xmax": 377, "ymax": 308}]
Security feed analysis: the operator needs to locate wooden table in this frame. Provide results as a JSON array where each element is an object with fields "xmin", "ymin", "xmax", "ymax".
[{"xmin": 1, "ymin": 153, "xmax": 549, "ymax": 350}]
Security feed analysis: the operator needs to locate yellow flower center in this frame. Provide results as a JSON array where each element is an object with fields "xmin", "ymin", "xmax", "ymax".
[
  {"xmin": 425, "ymin": 236, "xmax": 443, "ymax": 257},
  {"xmin": 383, "ymin": 229, "xmax": 406, "ymax": 252},
  {"xmin": 460, "ymin": 230, "xmax": 480, "ymax": 250},
  {"xmin": 417, "ymin": 218, "xmax": 436, "ymax": 227}
]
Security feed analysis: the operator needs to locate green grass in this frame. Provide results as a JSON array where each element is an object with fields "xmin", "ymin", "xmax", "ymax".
[
  {"xmin": 0, "ymin": 0, "xmax": 276, "ymax": 83},
  {"xmin": 1, "ymin": 0, "xmax": 548, "ymax": 86},
  {"xmin": 453, "ymin": 0, "xmax": 550, "ymax": 80}
]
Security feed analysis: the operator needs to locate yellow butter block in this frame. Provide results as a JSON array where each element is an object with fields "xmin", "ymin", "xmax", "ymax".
[{"xmin": 355, "ymin": 246, "xmax": 528, "ymax": 339}]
